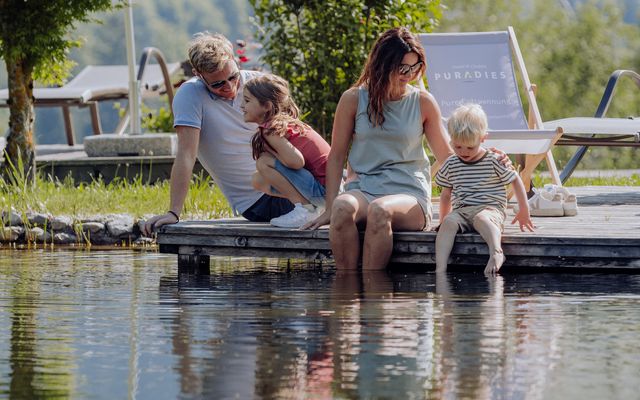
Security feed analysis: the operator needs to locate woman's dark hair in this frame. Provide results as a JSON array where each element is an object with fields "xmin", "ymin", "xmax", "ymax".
[
  {"xmin": 355, "ymin": 27, "xmax": 426, "ymax": 127},
  {"xmin": 246, "ymin": 74, "xmax": 306, "ymax": 160}
]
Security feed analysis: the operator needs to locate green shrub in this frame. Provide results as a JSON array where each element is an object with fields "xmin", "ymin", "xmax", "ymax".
[
  {"xmin": 114, "ymin": 100, "xmax": 175, "ymax": 133},
  {"xmin": 249, "ymin": 0, "xmax": 443, "ymax": 136}
]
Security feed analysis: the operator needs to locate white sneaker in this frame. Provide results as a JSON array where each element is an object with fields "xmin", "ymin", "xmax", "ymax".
[
  {"xmin": 543, "ymin": 184, "xmax": 578, "ymax": 216},
  {"xmin": 514, "ymin": 188, "xmax": 564, "ymax": 217},
  {"xmin": 270, "ymin": 203, "xmax": 319, "ymax": 228}
]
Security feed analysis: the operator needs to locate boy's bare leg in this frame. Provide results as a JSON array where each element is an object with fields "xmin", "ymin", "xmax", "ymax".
[
  {"xmin": 435, "ymin": 215, "xmax": 459, "ymax": 272},
  {"xmin": 472, "ymin": 211, "xmax": 505, "ymax": 275}
]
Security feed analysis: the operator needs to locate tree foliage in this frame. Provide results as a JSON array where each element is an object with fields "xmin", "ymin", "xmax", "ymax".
[
  {"xmin": 438, "ymin": 0, "xmax": 640, "ymax": 170},
  {"xmin": 249, "ymin": 0, "xmax": 443, "ymax": 136},
  {"xmin": 1, "ymin": 0, "xmax": 252, "ymax": 147},
  {"xmin": 0, "ymin": 0, "xmax": 125, "ymax": 177}
]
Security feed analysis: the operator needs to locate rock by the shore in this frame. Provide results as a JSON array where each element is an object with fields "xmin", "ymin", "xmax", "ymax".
[
  {"xmin": 1, "ymin": 209, "xmax": 153, "ymax": 247},
  {"xmin": 1, "ymin": 226, "xmax": 23, "ymax": 242},
  {"xmin": 51, "ymin": 215, "xmax": 74, "ymax": 232}
]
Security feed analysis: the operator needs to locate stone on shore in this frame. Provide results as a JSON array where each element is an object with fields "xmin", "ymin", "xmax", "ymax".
[
  {"xmin": 27, "ymin": 211, "xmax": 51, "ymax": 227},
  {"xmin": 1, "ymin": 226, "xmax": 24, "ymax": 242},
  {"xmin": 82, "ymin": 221, "xmax": 106, "ymax": 235},
  {"xmin": 25, "ymin": 227, "xmax": 52, "ymax": 243},
  {"xmin": 51, "ymin": 216, "xmax": 74, "ymax": 232},
  {"xmin": 53, "ymin": 232, "xmax": 77, "ymax": 244},
  {"xmin": 106, "ymin": 214, "xmax": 135, "ymax": 238},
  {"xmin": 2, "ymin": 210, "xmax": 23, "ymax": 226}
]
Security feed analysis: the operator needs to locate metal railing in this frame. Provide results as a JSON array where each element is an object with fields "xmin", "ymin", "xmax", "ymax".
[{"xmin": 115, "ymin": 47, "xmax": 175, "ymax": 135}]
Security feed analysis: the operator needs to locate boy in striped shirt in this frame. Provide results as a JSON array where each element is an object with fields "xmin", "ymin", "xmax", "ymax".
[{"xmin": 434, "ymin": 104, "xmax": 534, "ymax": 275}]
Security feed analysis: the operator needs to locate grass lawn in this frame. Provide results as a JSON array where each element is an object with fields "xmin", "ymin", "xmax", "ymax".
[
  {"xmin": 1, "ymin": 172, "xmax": 232, "ymax": 221},
  {"xmin": 2, "ymin": 169, "xmax": 638, "ymax": 222}
]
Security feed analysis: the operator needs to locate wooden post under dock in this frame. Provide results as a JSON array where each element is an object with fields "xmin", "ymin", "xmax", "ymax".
[{"xmin": 158, "ymin": 186, "xmax": 640, "ymax": 274}]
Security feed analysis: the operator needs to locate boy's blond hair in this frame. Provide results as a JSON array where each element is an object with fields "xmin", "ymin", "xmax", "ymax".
[
  {"xmin": 447, "ymin": 103, "xmax": 488, "ymax": 146},
  {"xmin": 188, "ymin": 32, "xmax": 234, "ymax": 73}
]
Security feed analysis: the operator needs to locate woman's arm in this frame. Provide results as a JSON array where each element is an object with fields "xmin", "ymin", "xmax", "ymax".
[
  {"xmin": 263, "ymin": 133, "xmax": 305, "ymax": 169},
  {"xmin": 325, "ymin": 88, "xmax": 358, "ymax": 208},
  {"xmin": 302, "ymin": 87, "xmax": 358, "ymax": 229},
  {"xmin": 419, "ymin": 91, "xmax": 453, "ymax": 166}
]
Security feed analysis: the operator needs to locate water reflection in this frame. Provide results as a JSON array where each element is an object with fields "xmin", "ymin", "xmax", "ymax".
[
  {"xmin": 1, "ymin": 250, "xmax": 640, "ymax": 399},
  {"xmin": 159, "ymin": 264, "xmax": 640, "ymax": 399}
]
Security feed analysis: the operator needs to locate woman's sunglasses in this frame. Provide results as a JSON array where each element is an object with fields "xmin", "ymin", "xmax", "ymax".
[{"xmin": 398, "ymin": 61, "xmax": 423, "ymax": 75}]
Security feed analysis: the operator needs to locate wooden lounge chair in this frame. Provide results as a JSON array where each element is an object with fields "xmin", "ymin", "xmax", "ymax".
[
  {"xmin": 0, "ymin": 47, "xmax": 180, "ymax": 146},
  {"xmin": 418, "ymin": 27, "xmax": 564, "ymax": 190}
]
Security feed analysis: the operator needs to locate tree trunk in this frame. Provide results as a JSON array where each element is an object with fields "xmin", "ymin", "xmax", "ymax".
[{"xmin": 2, "ymin": 57, "xmax": 35, "ymax": 181}]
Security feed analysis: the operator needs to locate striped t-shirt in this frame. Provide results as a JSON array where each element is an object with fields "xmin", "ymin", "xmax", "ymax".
[{"xmin": 434, "ymin": 151, "xmax": 517, "ymax": 210}]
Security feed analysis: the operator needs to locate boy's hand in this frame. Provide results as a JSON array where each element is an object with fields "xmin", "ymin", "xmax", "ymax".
[{"xmin": 511, "ymin": 209, "xmax": 535, "ymax": 232}]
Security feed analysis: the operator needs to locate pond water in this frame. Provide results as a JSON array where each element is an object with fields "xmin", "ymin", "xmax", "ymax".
[{"xmin": 0, "ymin": 249, "xmax": 639, "ymax": 399}]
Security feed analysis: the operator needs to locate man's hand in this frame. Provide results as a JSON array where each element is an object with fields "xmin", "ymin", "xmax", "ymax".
[{"xmin": 141, "ymin": 212, "xmax": 179, "ymax": 237}]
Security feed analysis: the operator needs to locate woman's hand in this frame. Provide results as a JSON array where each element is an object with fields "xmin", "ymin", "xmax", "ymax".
[
  {"xmin": 489, "ymin": 147, "xmax": 514, "ymax": 169},
  {"xmin": 301, "ymin": 209, "xmax": 331, "ymax": 230}
]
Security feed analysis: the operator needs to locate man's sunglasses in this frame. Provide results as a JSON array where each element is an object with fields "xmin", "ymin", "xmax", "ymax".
[
  {"xmin": 398, "ymin": 61, "xmax": 423, "ymax": 75},
  {"xmin": 200, "ymin": 71, "xmax": 240, "ymax": 89}
]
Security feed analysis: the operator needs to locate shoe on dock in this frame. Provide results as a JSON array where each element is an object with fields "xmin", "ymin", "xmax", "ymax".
[
  {"xmin": 270, "ymin": 203, "xmax": 320, "ymax": 228},
  {"xmin": 543, "ymin": 184, "xmax": 578, "ymax": 216},
  {"xmin": 514, "ymin": 188, "xmax": 564, "ymax": 217}
]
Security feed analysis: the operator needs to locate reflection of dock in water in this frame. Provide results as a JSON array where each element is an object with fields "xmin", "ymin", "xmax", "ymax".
[{"xmin": 158, "ymin": 186, "xmax": 640, "ymax": 274}]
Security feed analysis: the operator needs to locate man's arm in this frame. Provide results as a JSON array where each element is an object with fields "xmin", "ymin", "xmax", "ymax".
[{"xmin": 142, "ymin": 126, "xmax": 200, "ymax": 236}]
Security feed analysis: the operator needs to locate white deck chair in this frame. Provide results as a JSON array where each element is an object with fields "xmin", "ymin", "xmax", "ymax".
[
  {"xmin": 0, "ymin": 54, "xmax": 180, "ymax": 146},
  {"xmin": 418, "ymin": 27, "xmax": 563, "ymax": 189},
  {"xmin": 544, "ymin": 69, "xmax": 640, "ymax": 182}
]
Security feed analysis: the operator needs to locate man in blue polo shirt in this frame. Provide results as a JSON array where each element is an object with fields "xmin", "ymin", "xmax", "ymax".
[{"xmin": 142, "ymin": 32, "xmax": 293, "ymax": 235}]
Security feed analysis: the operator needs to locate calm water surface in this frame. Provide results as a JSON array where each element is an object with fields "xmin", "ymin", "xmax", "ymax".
[{"xmin": 0, "ymin": 249, "xmax": 639, "ymax": 399}]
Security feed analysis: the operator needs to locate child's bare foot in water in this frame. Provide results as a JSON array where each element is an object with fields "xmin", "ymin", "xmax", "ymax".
[{"xmin": 484, "ymin": 250, "xmax": 505, "ymax": 275}]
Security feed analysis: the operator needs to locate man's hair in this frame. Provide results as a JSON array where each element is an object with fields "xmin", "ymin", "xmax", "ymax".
[
  {"xmin": 188, "ymin": 32, "xmax": 234, "ymax": 73},
  {"xmin": 447, "ymin": 103, "xmax": 488, "ymax": 145}
]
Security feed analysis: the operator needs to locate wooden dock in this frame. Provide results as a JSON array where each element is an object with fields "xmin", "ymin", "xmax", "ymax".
[{"xmin": 158, "ymin": 186, "xmax": 640, "ymax": 273}]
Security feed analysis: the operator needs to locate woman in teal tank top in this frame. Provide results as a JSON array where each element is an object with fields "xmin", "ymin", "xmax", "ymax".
[{"xmin": 303, "ymin": 27, "xmax": 454, "ymax": 270}]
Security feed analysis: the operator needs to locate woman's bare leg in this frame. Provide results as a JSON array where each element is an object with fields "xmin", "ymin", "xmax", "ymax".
[
  {"xmin": 329, "ymin": 192, "xmax": 368, "ymax": 270},
  {"xmin": 362, "ymin": 195, "xmax": 426, "ymax": 270}
]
